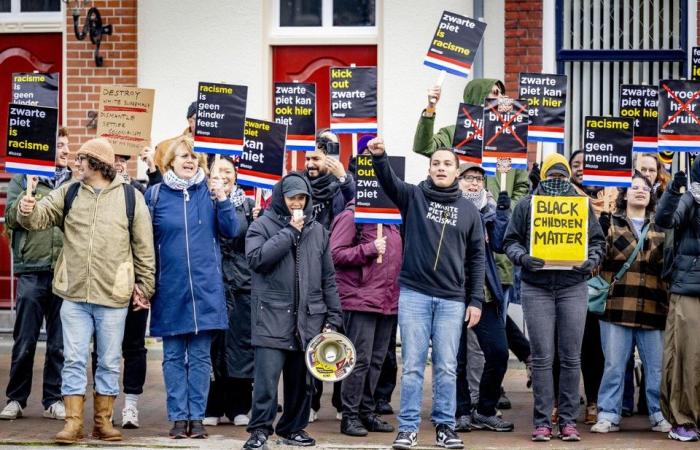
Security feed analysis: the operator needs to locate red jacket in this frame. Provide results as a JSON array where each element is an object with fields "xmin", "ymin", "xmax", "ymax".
[{"xmin": 330, "ymin": 203, "xmax": 402, "ymax": 315}]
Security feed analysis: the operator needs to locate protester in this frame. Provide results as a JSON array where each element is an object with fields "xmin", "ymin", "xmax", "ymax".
[
  {"xmin": 503, "ymin": 153, "xmax": 605, "ymax": 442},
  {"xmin": 655, "ymin": 160, "xmax": 700, "ymax": 442},
  {"xmin": 154, "ymin": 101, "xmax": 196, "ymax": 173},
  {"xmin": 374, "ymin": 322, "xmax": 398, "ymax": 415},
  {"xmin": 243, "ymin": 172, "xmax": 343, "ymax": 450},
  {"xmin": 589, "ymin": 171, "xmax": 671, "ymax": 434},
  {"xmin": 16, "ymin": 138, "xmax": 155, "ymax": 443},
  {"xmin": 454, "ymin": 163, "xmax": 513, "ymax": 433},
  {"xmin": 635, "ymin": 153, "xmax": 670, "ymax": 199},
  {"xmin": 146, "ymin": 136, "xmax": 238, "ymax": 439},
  {"xmin": 0, "ymin": 127, "xmax": 72, "ymax": 421},
  {"xmin": 365, "ymin": 137, "xmax": 485, "ymax": 450},
  {"xmin": 114, "ymin": 150, "xmax": 163, "ymax": 194}
]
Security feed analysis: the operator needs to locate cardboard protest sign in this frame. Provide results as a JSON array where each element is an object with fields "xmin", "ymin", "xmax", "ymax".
[
  {"xmin": 423, "ymin": 11, "xmax": 486, "ymax": 78},
  {"xmin": 194, "ymin": 82, "xmax": 247, "ymax": 155},
  {"xmin": 692, "ymin": 47, "xmax": 700, "ymax": 81},
  {"xmin": 530, "ymin": 195, "xmax": 588, "ymax": 267},
  {"xmin": 236, "ymin": 118, "xmax": 287, "ymax": 189},
  {"xmin": 452, "ymin": 103, "xmax": 483, "ymax": 164},
  {"xmin": 96, "ymin": 86, "xmax": 155, "ymax": 157},
  {"xmin": 354, "ymin": 155, "xmax": 405, "ymax": 224},
  {"xmin": 6, "ymin": 104, "xmax": 58, "ymax": 176},
  {"xmin": 619, "ymin": 84, "xmax": 658, "ymax": 152},
  {"xmin": 12, "ymin": 73, "xmax": 59, "ymax": 107},
  {"xmin": 481, "ymin": 98, "xmax": 529, "ymax": 174},
  {"xmin": 582, "ymin": 116, "xmax": 633, "ymax": 187},
  {"xmin": 519, "ymin": 73, "xmax": 567, "ymax": 143},
  {"xmin": 274, "ymin": 82, "xmax": 316, "ymax": 151},
  {"xmin": 657, "ymin": 80, "xmax": 700, "ymax": 152},
  {"xmin": 330, "ymin": 66, "xmax": 377, "ymax": 134}
]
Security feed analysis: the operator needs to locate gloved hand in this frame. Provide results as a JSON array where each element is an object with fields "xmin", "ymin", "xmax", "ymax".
[
  {"xmin": 520, "ymin": 254, "xmax": 545, "ymax": 271},
  {"xmin": 497, "ymin": 191, "xmax": 511, "ymax": 210},
  {"xmin": 671, "ymin": 171, "xmax": 688, "ymax": 194},
  {"xmin": 598, "ymin": 212, "xmax": 611, "ymax": 236},
  {"xmin": 529, "ymin": 163, "xmax": 541, "ymax": 190},
  {"xmin": 573, "ymin": 259, "xmax": 596, "ymax": 274}
]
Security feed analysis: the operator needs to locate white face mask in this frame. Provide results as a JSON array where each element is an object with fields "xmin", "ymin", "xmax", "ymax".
[{"xmin": 463, "ymin": 189, "xmax": 486, "ymax": 209}]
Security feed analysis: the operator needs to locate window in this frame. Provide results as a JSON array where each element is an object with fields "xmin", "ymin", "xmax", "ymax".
[
  {"xmin": 273, "ymin": 0, "xmax": 377, "ymax": 39},
  {"xmin": 20, "ymin": 0, "xmax": 60, "ymax": 12},
  {"xmin": 333, "ymin": 0, "xmax": 375, "ymax": 26},
  {"xmin": 280, "ymin": 0, "xmax": 322, "ymax": 27}
]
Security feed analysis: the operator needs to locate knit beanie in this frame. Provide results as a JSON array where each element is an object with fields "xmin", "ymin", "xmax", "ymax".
[
  {"xmin": 540, "ymin": 153, "xmax": 571, "ymax": 179},
  {"xmin": 77, "ymin": 138, "xmax": 115, "ymax": 166}
]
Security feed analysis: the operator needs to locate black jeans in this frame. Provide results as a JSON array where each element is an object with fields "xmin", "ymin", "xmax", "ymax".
[
  {"xmin": 6, "ymin": 272, "xmax": 63, "ymax": 409},
  {"xmin": 456, "ymin": 300, "xmax": 509, "ymax": 417},
  {"xmin": 205, "ymin": 376, "xmax": 253, "ymax": 419},
  {"xmin": 374, "ymin": 316, "xmax": 398, "ymax": 403},
  {"xmin": 506, "ymin": 315, "xmax": 531, "ymax": 363},
  {"xmin": 248, "ymin": 347, "xmax": 311, "ymax": 436}
]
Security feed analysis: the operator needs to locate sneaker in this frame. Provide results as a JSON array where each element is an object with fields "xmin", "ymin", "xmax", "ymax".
[
  {"xmin": 435, "ymin": 424, "xmax": 464, "ymax": 449},
  {"xmin": 531, "ymin": 426, "xmax": 552, "ymax": 441},
  {"xmin": 471, "ymin": 411, "xmax": 514, "ymax": 432},
  {"xmin": 202, "ymin": 416, "xmax": 220, "ymax": 426},
  {"xmin": 278, "ymin": 429, "xmax": 315, "ymax": 446},
  {"xmin": 652, "ymin": 418, "xmax": 672, "ymax": 433},
  {"xmin": 590, "ymin": 419, "xmax": 619, "ymax": 433},
  {"xmin": 169, "ymin": 420, "xmax": 188, "ymax": 439},
  {"xmin": 0, "ymin": 401, "xmax": 23, "ymax": 420},
  {"xmin": 559, "ymin": 423, "xmax": 581, "ymax": 441},
  {"xmin": 455, "ymin": 415, "xmax": 472, "ymax": 432},
  {"xmin": 43, "ymin": 400, "xmax": 65, "ymax": 420},
  {"xmin": 392, "ymin": 431, "xmax": 418, "ymax": 449},
  {"xmin": 233, "ymin": 414, "xmax": 250, "ymax": 426},
  {"xmin": 335, "ymin": 412, "xmax": 342, "ymax": 421},
  {"xmin": 189, "ymin": 420, "xmax": 208, "ymax": 439},
  {"xmin": 308, "ymin": 409, "xmax": 318, "ymax": 423},
  {"xmin": 496, "ymin": 388, "xmax": 512, "ymax": 410},
  {"xmin": 376, "ymin": 399, "xmax": 394, "ymax": 415},
  {"xmin": 669, "ymin": 425, "xmax": 699, "ymax": 442},
  {"xmin": 341, "ymin": 416, "xmax": 369, "ymax": 437},
  {"xmin": 121, "ymin": 405, "xmax": 140, "ymax": 429},
  {"xmin": 361, "ymin": 413, "xmax": 394, "ymax": 432},
  {"xmin": 584, "ymin": 403, "xmax": 597, "ymax": 425},
  {"xmin": 243, "ymin": 429, "xmax": 269, "ymax": 449}
]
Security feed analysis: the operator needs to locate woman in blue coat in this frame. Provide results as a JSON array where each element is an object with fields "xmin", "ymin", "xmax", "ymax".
[{"xmin": 145, "ymin": 136, "xmax": 238, "ymax": 439}]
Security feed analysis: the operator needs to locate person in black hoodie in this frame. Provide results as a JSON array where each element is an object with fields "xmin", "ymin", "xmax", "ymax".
[
  {"xmin": 242, "ymin": 173, "xmax": 343, "ymax": 450},
  {"xmin": 365, "ymin": 137, "xmax": 485, "ymax": 450}
]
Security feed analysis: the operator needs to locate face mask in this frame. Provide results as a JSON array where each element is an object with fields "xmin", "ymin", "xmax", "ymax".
[{"xmin": 540, "ymin": 178, "xmax": 571, "ymax": 195}]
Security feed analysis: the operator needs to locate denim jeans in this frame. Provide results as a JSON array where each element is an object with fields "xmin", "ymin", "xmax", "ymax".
[
  {"xmin": 162, "ymin": 332, "xmax": 212, "ymax": 421},
  {"xmin": 60, "ymin": 300, "xmax": 128, "ymax": 396},
  {"xmin": 397, "ymin": 287, "xmax": 465, "ymax": 432},
  {"xmin": 597, "ymin": 320, "xmax": 665, "ymax": 425},
  {"xmin": 521, "ymin": 281, "xmax": 588, "ymax": 428}
]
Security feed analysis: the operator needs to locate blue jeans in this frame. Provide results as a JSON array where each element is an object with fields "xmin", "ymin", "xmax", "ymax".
[
  {"xmin": 162, "ymin": 332, "xmax": 212, "ymax": 422},
  {"xmin": 60, "ymin": 300, "xmax": 128, "ymax": 396},
  {"xmin": 597, "ymin": 320, "xmax": 665, "ymax": 425},
  {"xmin": 397, "ymin": 288, "xmax": 465, "ymax": 432}
]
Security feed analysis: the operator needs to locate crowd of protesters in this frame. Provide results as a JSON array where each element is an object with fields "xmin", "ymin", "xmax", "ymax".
[{"xmin": 1, "ymin": 77, "xmax": 699, "ymax": 450}]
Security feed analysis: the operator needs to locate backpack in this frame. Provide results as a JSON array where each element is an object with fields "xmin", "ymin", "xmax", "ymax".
[
  {"xmin": 146, "ymin": 182, "xmax": 162, "ymax": 222},
  {"xmin": 63, "ymin": 182, "xmax": 136, "ymax": 233}
]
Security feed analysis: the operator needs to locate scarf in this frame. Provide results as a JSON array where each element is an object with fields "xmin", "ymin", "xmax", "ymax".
[
  {"xmin": 163, "ymin": 168, "xmax": 205, "ymax": 191},
  {"xmin": 463, "ymin": 189, "xmax": 488, "ymax": 210},
  {"xmin": 230, "ymin": 187, "xmax": 247, "ymax": 208},
  {"xmin": 37, "ymin": 167, "xmax": 71, "ymax": 189},
  {"xmin": 540, "ymin": 178, "xmax": 572, "ymax": 196},
  {"xmin": 419, "ymin": 177, "xmax": 462, "ymax": 203},
  {"xmin": 307, "ymin": 172, "xmax": 338, "ymax": 203},
  {"xmin": 689, "ymin": 181, "xmax": 700, "ymax": 204}
]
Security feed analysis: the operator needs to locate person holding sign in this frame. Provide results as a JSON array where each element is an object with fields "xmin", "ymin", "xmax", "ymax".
[
  {"xmin": 243, "ymin": 173, "xmax": 342, "ymax": 450},
  {"xmin": 503, "ymin": 153, "xmax": 605, "ymax": 442},
  {"xmin": 366, "ymin": 137, "xmax": 485, "ymax": 450}
]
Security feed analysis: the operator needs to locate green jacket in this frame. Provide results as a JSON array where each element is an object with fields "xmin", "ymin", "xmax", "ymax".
[{"xmin": 5, "ymin": 174, "xmax": 72, "ymax": 274}]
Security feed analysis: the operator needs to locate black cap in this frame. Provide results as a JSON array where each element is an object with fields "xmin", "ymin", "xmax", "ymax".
[{"xmin": 282, "ymin": 176, "xmax": 310, "ymax": 198}]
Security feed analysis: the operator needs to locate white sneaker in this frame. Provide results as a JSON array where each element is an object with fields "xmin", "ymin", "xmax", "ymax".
[
  {"xmin": 652, "ymin": 418, "xmax": 672, "ymax": 433},
  {"xmin": 43, "ymin": 400, "xmax": 65, "ymax": 420},
  {"xmin": 591, "ymin": 419, "xmax": 620, "ymax": 433},
  {"xmin": 309, "ymin": 409, "xmax": 318, "ymax": 423},
  {"xmin": 335, "ymin": 412, "xmax": 342, "ymax": 421},
  {"xmin": 202, "ymin": 416, "xmax": 220, "ymax": 426},
  {"xmin": 121, "ymin": 405, "xmax": 140, "ymax": 429},
  {"xmin": 0, "ymin": 401, "xmax": 23, "ymax": 420},
  {"xmin": 233, "ymin": 414, "xmax": 249, "ymax": 426}
]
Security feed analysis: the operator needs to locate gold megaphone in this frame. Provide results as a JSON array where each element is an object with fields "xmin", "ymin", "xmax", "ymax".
[{"xmin": 305, "ymin": 331, "xmax": 356, "ymax": 382}]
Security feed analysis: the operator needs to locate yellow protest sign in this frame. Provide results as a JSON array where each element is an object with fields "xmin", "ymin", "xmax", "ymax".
[{"xmin": 529, "ymin": 195, "xmax": 588, "ymax": 267}]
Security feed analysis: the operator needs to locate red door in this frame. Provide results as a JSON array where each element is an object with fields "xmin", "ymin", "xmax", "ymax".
[
  {"xmin": 272, "ymin": 45, "xmax": 377, "ymax": 170},
  {"xmin": 0, "ymin": 33, "xmax": 62, "ymax": 308}
]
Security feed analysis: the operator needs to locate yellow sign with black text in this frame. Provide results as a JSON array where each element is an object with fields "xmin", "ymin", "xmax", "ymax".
[{"xmin": 529, "ymin": 195, "xmax": 588, "ymax": 267}]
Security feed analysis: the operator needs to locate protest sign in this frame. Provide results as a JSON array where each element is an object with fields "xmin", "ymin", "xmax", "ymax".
[
  {"xmin": 330, "ymin": 66, "xmax": 377, "ymax": 134},
  {"xmin": 657, "ymin": 79, "xmax": 700, "ymax": 152},
  {"xmin": 12, "ymin": 73, "xmax": 59, "ymax": 107},
  {"xmin": 354, "ymin": 155, "xmax": 405, "ymax": 224},
  {"xmin": 423, "ymin": 11, "xmax": 486, "ymax": 78},
  {"xmin": 482, "ymin": 98, "xmax": 529, "ymax": 174},
  {"xmin": 5, "ymin": 104, "xmax": 58, "ymax": 176},
  {"xmin": 452, "ymin": 103, "xmax": 483, "ymax": 164},
  {"xmin": 236, "ymin": 118, "xmax": 287, "ymax": 189},
  {"xmin": 692, "ymin": 47, "xmax": 700, "ymax": 81},
  {"xmin": 530, "ymin": 195, "xmax": 588, "ymax": 267},
  {"xmin": 96, "ymin": 86, "xmax": 155, "ymax": 157},
  {"xmin": 194, "ymin": 82, "xmax": 247, "ymax": 155},
  {"xmin": 619, "ymin": 84, "xmax": 658, "ymax": 152},
  {"xmin": 582, "ymin": 116, "xmax": 633, "ymax": 187},
  {"xmin": 519, "ymin": 73, "xmax": 567, "ymax": 143},
  {"xmin": 274, "ymin": 82, "xmax": 316, "ymax": 151}
]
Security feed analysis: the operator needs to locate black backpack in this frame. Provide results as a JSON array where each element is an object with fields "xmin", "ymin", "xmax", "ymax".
[{"xmin": 62, "ymin": 182, "xmax": 136, "ymax": 233}]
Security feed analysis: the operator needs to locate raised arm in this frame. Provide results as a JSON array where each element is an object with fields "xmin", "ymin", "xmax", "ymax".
[
  {"xmin": 367, "ymin": 137, "xmax": 414, "ymax": 212},
  {"xmin": 16, "ymin": 183, "xmax": 70, "ymax": 231}
]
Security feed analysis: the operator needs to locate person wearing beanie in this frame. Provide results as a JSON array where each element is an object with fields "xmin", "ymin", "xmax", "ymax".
[
  {"xmin": 243, "ymin": 173, "xmax": 342, "ymax": 450},
  {"xmin": 153, "ymin": 101, "xmax": 198, "ymax": 173},
  {"xmin": 503, "ymin": 153, "xmax": 605, "ymax": 442},
  {"xmin": 16, "ymin": 137, "xmax": 156, "ymax": 444},
  {"xmin": 655, "ymin": 158, "xmax": 700, "ymax": 442}
]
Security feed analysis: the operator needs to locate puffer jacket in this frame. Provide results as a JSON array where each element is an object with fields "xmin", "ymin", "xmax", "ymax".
[{"xmin": 220, "ymin": 196, "xmax": 255, "ymax": 292}]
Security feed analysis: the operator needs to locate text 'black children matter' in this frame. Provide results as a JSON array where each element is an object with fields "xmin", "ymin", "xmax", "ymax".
[
  {"xmin": 452, "ymin": 103, "xmax": 483, "ymax": 164},
  {"xmin": 329, "ymin": 66, "xmax": 377, "ymax": 134},
  {"xmin": 354, "ymin": 155, "xmax": 405, "ymax": 225},
  {"xmin": 423, "ymin": 10, "xmax": 486, "ymax": 78},
  {"xmin": 194, "ymin": 82, "xmax": 248, "ymax": 156},
  {"xmin": 619, "ymin": 84, "xmax": 658, "ymax": 152},
  {"xmin": 273, "ymin": 82, "xmax": 316, "ymax": 151},
  {"xmin": 657, "ymin": 79, "xmax": 700, "ymax": 153},
  {"xmin": 12, "ymin": 72, "xmax": 59, "ymax": 108},
  {"xmin": 236, "ymin": 118, "xmax": 287, "ymax": 190},
  {"xmin": 6, "ymin": 104, "xmax": 58, "ymax": 177},
  {"xmin": 519, "ymin": 72, "xmax": 567, "ymax": 143},
  {"xmin": 582, "ymin": 116, "xmax": 633, "ymax": 187}
]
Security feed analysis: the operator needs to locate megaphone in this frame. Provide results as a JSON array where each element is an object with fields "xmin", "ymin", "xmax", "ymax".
[{"xmin": 305, "ymin": 331, "xmax": 356, "ymax": 382}]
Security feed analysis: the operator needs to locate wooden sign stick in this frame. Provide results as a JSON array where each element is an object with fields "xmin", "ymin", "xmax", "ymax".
[
  {"xmin": 536, "ymin": 141, "xmax": 543, "ymax": 165},
  {"xmin": 376, "ymin": 223, "xmax": 383, "ymax": 264},
  {"xmin": 255, "ymin": 188, "xmax": 262, "ymax": 209},
  {"xmin": 680, "ymin": 152, "xmax": 687, "ymax": 193},
  {"xmin": 25, "ymin": 175, "xmax": 34, "ymax": 198},
  {"xmin": 429, "ymin": 70, "xmax": 447, "ymax": 106}
]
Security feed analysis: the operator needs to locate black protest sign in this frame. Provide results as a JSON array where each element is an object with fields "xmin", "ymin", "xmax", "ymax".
[
  {"xmin": 193, "ymin": 82, "xmax": 247, "ymax": 155},
  {"xmin": 6, "ymin": 104, "xmax": 58, "ymax": 176},
  {"xmin": 452, "ymin": 103, "xmax": 482, "ymax": 164},
  {"xmin": 657, "ymin": 80, "xmax": 700, "ymax": 152},
  {"xmin": 237, "ymin": 118, "xmax": 287, "ymax": 189},
  {"xmin": 619, "ymin": 84, "xmax": 658, "ymax": 152},
  {"xmin": 354, "ymin": 155, "xmax": 405, "ymax": 224},
  {"xmin": 273, "ymin": 82, "xmax": 316, "ymax": 151},
  {"xmin": 329, "ymin": 66, "xmax": 377, "ymax": 133},
  {"xmin": 423, "ymin": 11, "xmax": 487, "ymax": 78},
  {"xmin": 582, "ymin": 116, "xmax": 633, "ymax": 187},
  {"xmin": 12, "ymin": 73, "xmax": 59, "ymax": 108},
  {"xmin": 518, "ymin": 73, "xmax": 567, "ymax": 143},
  {"xmin": 692, "ymin": 47, "xmax": 700, "ymax": 81},
  {"xmin": 482, "ymin": 98, "xmax": 529, "ymax": 169}
]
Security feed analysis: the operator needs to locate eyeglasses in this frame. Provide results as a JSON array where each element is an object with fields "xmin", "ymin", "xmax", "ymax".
[
  {"xmin": 461, "ymin": 175, "xmax": 484, "ymax": 183},
  {"xmin": 629, "ymin": 185, "xmax": 652, "ymax": 193}
]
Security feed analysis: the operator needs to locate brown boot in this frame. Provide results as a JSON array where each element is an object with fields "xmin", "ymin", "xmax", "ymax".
[
  {"xmin": 55, "ymin": 395, "xmax": 84, "ymax": 444},
  {"xmin": 92, "ymin": 394, "xmax": 122, "ymax": 441}
]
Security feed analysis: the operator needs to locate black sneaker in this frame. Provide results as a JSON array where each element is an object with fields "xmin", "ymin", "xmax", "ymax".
[
  {"xmin": 341, "ymin": 415, "xmax": 368, "ymax": 437},
  {"xmin": 278, "ymin": 429, "xmax": 315, "ymax": 447},
  {"xmin": 243, "ymin": 429, "xmax": 269, "ymax": 450},
  {"xmin": 392, "ymin": 431, "xmax": 418, "ymax": 449},
  {"xmin": 471, "ymin": 411, "xmax": 514, "ymax": 432},
  {"xmin": 188, "ymin": 420, "xmax": 208, "ymax": 439},
  {"xmin": 169, "ymin": 420, "xmax": 188, "ymax": 439},
  {"xmin": 497, "ymin": 388, "xmax": 512, "ymax": 410},
  {"xmin": 436, "ymin": 424, "xmax": 464, "ymax": 449},
  {"xmin": 375, "ymin": 399, "xmax": 394, "ymax": 415},
  {"xmin": 455, "ymin": 414, "xmax": 472, "ymax": 432},
  {"xmin": 361, "ymin": 413, "xmax": 394, "ymax": 432}
]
